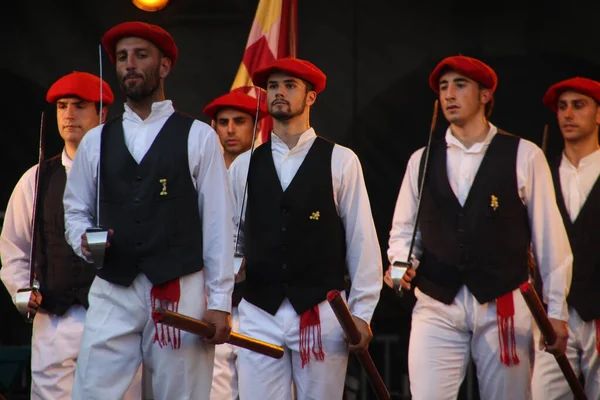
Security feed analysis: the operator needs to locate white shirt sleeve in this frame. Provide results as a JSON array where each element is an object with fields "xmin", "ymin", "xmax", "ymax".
[
  {"xmin": 387, "ymin": 148, "xmax": 425, "ymax": 265},
  {"xmin": 228, "ymin": 150, "xmax": 252, "ymax": 256},
  {"xmin": 63, "ymin": 126, "xmax": 101, "ymax": 260},
  {"xmin": 333, "ymin": 146, "xmax": 382, "ymax": 324},
  {"xmin": 189, "ymin": 121, "xmax": 235, "ymax": 313},
  {"xmin": 518, "ymin": 141, "xmax": 572, "ymax": 321},
  {"xmin": 0, "ymin": 166, "xmax": 38, "ymax": 301}
]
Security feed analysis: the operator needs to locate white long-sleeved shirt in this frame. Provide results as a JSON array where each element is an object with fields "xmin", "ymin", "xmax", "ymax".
[
  {"xmin": 558, "ymin": 149, "xmax": 600, "ymax": 222},
  {"xmin": 228, "ymin": 128, "xmax": 382, "ymax": 323},
  {"xmin": 388, "ymin": 123, "xmax": 573, "ymax": 321},
  {"xmin": 0, "ymin": 150, "xmax": 73, "ymax": 301},
  {"xmin": 63, "ymin": 100, "xmax": 234, "ymax": 313}
]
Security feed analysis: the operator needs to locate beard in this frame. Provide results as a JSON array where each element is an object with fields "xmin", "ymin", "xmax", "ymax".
[
  {"xmin": 118, "ymin": 66, "xmax": 161, "ymax": 101},
  {"xmin": 270, "ymin": 95, "xmax": 307, "ymax": 121}
]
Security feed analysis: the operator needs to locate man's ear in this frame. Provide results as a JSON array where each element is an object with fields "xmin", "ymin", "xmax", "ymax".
[
  {"xmin": 480, "ymin": 88, "xmax": 492, "ymax": 106},
  {"xmin": 101, "ymin": 106, "xmax": 109, "ymax": 124},
  {"xmin": 159, "ymin": 57, "xmax": 172, "ymax": 79},
  {"xmin": 306, "ymin": 91, "xmax": 317, "ymax": 106}
]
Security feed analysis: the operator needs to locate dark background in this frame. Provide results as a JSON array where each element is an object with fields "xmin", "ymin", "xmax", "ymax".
[{"xmin": 2, "ymin": 1, "xmax": 599, "ymax": 398}]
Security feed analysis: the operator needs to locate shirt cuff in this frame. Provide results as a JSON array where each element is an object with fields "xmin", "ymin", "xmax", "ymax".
[
  {"xmin": 350, "ymin": 304, "xmax": 375, "ymax": 325},
  {"xmin": 207, "ymin": 292, "xmax": 232, "ymax": 314},
  {"xmin": 547, "ymin": 300, "xmax": 569, "ymax": 322}
]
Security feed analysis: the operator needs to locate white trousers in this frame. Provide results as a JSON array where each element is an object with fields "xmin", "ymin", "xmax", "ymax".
[
  {"xmin": 72, "ymin": 271, "xmax": 214, "ymax": 400},
  {"xmin": 408, "ymin": 286, "xmax": 533, "ymax": 400},
  {"xmin": 532, "ymin": 307, "xmax": 600, "ymax": 400},
  {"xmin": 31, "ymin": 304, "xmax": 143, "ymax": 400},
  {"xmin": 210, "ymin": 306, "xmax": 240, "ymax": 400},
  {"xmin": 237, "ymin": 298, "xmax": 348, "ymax": 400}
]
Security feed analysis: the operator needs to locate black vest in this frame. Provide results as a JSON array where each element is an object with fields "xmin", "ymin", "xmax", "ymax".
[
  {"xmin": 98, "ymin": 112, "xmax": 204, "ymax": 286},
  {"xmin": 417, "ymin": 132, "xmax": 531, "ymax": 304},
  {"xmin": 34, "ymin": 155, "xmax": 95, "ymax": 315},
  {"xmin": 243, "ymin": 137, "xmax": 347, "ymax": 315},
  {"xmin": 551, "ymin": 157, "xmax": 600, "ymax": 322}
]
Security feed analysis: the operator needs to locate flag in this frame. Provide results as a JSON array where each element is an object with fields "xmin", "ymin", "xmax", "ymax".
[{"xmin": 231, "ymin": 0, "xmax": 298, "ymax": 144}]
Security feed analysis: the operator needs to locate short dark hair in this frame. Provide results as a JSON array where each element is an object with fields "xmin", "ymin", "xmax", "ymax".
[
  {"xmin": 94, "ymin": 102, "xmax": 104, "ymax": 114},
  {"xmin": 302, "ymin": 79, "xmax": 314, "ymax": 93}
]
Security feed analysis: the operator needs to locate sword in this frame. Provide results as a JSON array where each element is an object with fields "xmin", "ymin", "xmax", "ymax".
[
  {"xmin": 541, "ymin": 123, "xmax": 549, "ymax": 156},
  {"xmin": 392, "ymin": 99, "xmax": 439, "ymax": 295},
  {"xmin": 86, "ymin": 44, "xmax": 109, "ymax": 270},
  {"xmin": 15, "ymin": 111, "xmax": 45, "ymax": 322},
  {"xmin": 233, "ymin": 87, "xmax": 264, "ymax": 280}
]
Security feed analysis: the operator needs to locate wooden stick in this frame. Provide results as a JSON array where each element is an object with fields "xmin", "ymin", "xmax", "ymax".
[
  {"xmin": 153, "ymin": 308, "xmax": 284, "ymax": 359},
  {"xmin": 520, "ymin": 282, "xmax": 587, "ymax": 400},
  {"xmin": 327, "ymin": 290, "xmax": 391, "ymax": 400}
]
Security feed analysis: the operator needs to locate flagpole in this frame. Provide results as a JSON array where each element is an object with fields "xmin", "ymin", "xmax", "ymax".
[{"xmin": 288, "ymin": 0, "xmax": 297, "ymax": 57}]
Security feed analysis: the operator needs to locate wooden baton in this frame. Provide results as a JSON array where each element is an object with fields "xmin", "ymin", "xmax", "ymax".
[
  {"xmin": 327, "ymin": 290, "xmax": 391, "ymax": 400},
  {"xmin": 520, "ymin": 282, "xmax": 587, "ymax": 400},
  {"xmin": 153, "ymin": 308, "xmax": 284, "ymax": 359}
]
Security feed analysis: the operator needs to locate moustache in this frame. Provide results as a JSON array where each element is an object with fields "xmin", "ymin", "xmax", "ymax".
[{"xmin": 271, "ymin": 100, "xmax": 289, "ymax": 106}]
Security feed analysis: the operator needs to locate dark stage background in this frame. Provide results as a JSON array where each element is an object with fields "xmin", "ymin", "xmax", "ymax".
[{"xmin": 2, "ymin": 1, "xmax": 599, "ymax": 398}]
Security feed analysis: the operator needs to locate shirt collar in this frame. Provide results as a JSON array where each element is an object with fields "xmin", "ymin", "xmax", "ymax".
[
  {"xmin": 445, "ymin": 123, "xmax": 497, "ymax": 153},
  {"xmin": 61, "ymin": 148, "xmax": 73, "ymax": 170},
  {"xmin": 561, "ymin": 148, "xmax": 600, "ymax": 170},
  {"xmin": 271, "ymin": 127, "xmax": 317, "ymax": 151},
  {"xmin": 123, "ymin": 100, "xmax": 174, "ymax": 123}
]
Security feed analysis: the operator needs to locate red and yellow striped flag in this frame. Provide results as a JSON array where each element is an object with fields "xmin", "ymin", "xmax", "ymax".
[{"xmin": 231, "ymin": 0, "xmax": 298, "ymax": 144}]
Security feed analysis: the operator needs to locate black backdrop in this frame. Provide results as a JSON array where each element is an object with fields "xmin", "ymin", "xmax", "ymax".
[{"xmin": 2, "ymin": 0, "xmax": 599, "ymax": 396}]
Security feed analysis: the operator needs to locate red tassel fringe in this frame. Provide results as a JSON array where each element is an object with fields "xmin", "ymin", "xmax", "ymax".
[
  {"xmin": 150, "ymin": 279, "xmax": 181, "ymax": 350},
  {"xmin": 299, "ymin": 305, "xmax": 325, "ymax": 368},
  {"xmin": 496, "ymin": 292, "xmax": 520, "ymax": 367}
]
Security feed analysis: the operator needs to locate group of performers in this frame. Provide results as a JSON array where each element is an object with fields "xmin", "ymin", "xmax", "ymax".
[{"xmin": 1, "ymin": 19, "xmax": 598, "ymax": 400}]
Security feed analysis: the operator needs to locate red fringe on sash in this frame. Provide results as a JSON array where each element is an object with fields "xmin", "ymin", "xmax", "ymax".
[
  {"xmin": 496, "ymin": 292, "xmax": 520, "ymax": 366},
  {"xmin": 151, "ymin": 279, "xmax": 181, "ymax": 349},
  {"xmin": 595, "ymin": 319, "xmax": 600, "ymax": 356},
  {"xmin": 299, "ymin": 305, "xmax": 325, "ymax": 368}
]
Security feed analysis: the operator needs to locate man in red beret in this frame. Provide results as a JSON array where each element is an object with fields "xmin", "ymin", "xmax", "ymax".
[
  {"xmin": 202, "ymin": 88, "xmax": 266, "ymax": 400},
  {"xmin": 228, "ymin": 56, "xmax": 382, "ymax": 399},
  {"xmin": 0, "ymin": 71, "xmax": 143, "ymax": 399},
  {"xmin": 203, "ymin": 89, "xmax": 267, "ymax": 169},
  {"xmin": 63, "ymin": 21, "xmax": 234, "ymax": 400},
  {"xmin": 386, "ymin": 55, "xmax": 572, "ymax": 399},
  {"xmin": 531, "ymin": 77, "xmax": 600, "ymax": 400}
]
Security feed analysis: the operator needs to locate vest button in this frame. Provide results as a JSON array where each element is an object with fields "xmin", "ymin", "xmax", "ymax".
[
  {"xmin": 134, "ymin": 197, "xmax": 140, "ymax": 203},
  {"xmin": 136, "ymin": 176, "xmax": 142, "ymax": 181},
  {"xmin": 282, "ymin": 264, "xmax": 287, "ymax": 269},
  {"xmin": 283, "ymin": 283, "xmax": 289, "ymax": 288},
  {"xmin": 282, "ymin": 245, "xmax": 287, "ymax": 251},
  {"xmin": 281, "ymin": 208, "xmax": 287, "ymax": 214},
  {"xmin": 458, "ymin": 212, "xmax": 465, "ymax": 218},
  {"xmin": 281, "ymin": 227, "xmax": 287, "ymax": 232}
]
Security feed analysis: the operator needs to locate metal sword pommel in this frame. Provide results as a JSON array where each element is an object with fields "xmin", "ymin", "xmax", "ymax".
[
  {"xmin": 391, "ymin": 260, "xmax": 412, "ymax": 294},
  {"xmin": 15, "ymin": 286, "xmax": 39, "ymax": 323},
  {"xmin": 86, "ymin": 226, "xmax": 109, "ymax": 270}
]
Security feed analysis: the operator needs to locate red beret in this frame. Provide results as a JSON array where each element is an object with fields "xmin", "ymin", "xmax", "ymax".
[
  {"xmin": 429, "ymin": 55, "xmax": 498, "ymax": 93},
  {"xmin": 203, "ymin": 90, "xmax": 268, "ymax": 121},
  {"xmin": 46, "ymin": 71, "xmax": 114, "ymax": 105},
  {"xmin": 543, "ymin": 77, "xmax": 600, "ymax": 112},
  {"xmin": 101, "ymin": 21, "xmax": 178, "ymax": 67},
  {"xmin": 252, "ymin": 57, "xmax": 326, "ymax": 93}
]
